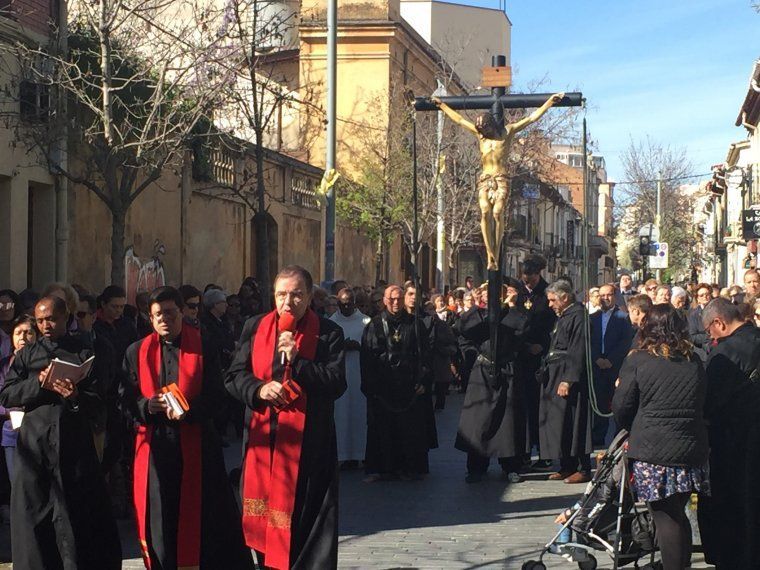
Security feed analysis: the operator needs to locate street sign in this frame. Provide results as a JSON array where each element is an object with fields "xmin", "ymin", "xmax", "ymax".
[
  {"xmin": 638, "ymin": 223, "xmax": 660, "ymax": 241},
  {"xmin": 522, "ymin": 184, "xmax": 540, "ymax": 200},
  {"xmin": 649, "ymin": 242, "xmax": 669, "ymax": 269},
  {"xmin": 742, "ymin": 207, "xmax": 760, "ymax": 240}
]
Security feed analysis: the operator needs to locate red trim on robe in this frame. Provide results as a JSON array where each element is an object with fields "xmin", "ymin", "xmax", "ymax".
[
  {"xmin": 134, "ymin": 323, "xmax": 204, "ymax": 570},
  {"xmin": 242, "ymin": 309, "xmax": 319, "ymax": 570}
]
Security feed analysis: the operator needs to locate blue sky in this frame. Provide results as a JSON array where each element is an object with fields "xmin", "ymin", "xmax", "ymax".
[{"xmin": 459, "ymin": 0, "xmax": 759, "ymax": 182}]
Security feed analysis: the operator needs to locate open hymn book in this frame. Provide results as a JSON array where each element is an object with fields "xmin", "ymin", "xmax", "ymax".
[{"xmin": 42, "ymin": 356, "xmax": 95, "ymax": 389}]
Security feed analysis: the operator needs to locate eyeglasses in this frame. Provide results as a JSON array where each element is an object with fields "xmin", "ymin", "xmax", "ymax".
[
  {"xmin": 275, "ymin": 291, "xmax": 304, "ymax": 302},
  {"xmin": 0, "ymin": 302, "xmax": 15, "ymax": 311},
  {"xmin": 704, "ymin": 318, "xmax": 718, "ymax": 334},
  {"xmin": 151, "ymin": 308, "xmax": 180, "ymax": 321},
  {"xmin": 185, "ymin": 302, "xmax": 199, "ymax": 310}
]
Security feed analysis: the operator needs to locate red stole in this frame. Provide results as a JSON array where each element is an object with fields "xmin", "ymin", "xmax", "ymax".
[
  {"xmin": 133, "ymin": 323, "xmax": 204, "ymax": 570},
  {"xmin": 242, "ymin": 309, "xmax": 319, "ymax": 570}
]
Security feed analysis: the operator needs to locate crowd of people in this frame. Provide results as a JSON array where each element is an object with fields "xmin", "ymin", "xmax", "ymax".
[{"xmin": 0, "ymin": 261, "xmax": 759, "ymax": 569}]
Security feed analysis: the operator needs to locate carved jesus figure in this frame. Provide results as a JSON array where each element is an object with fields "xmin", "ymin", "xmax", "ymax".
[{"xmin": 432, "ymin": 92, "xmax": 564, "ymax": 270}]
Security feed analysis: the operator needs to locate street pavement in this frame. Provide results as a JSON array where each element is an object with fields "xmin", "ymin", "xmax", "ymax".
[{"xmin": 0, "ymin": 393, "xmax": 714, "ymax": 569}]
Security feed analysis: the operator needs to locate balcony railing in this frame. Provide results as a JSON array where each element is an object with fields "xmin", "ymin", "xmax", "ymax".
[{"xmin": 291, "ymin": 176, "xmax": 320, "ymax": 210}]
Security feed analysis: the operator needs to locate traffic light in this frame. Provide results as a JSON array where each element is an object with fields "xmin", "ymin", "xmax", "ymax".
[
  {"xmin": 639, "ymin": 236, "xmax": 656, "ymax": 257},
  {"xmin": 639, "ymin": 236, "xmax": 650, "ymax": 256}
]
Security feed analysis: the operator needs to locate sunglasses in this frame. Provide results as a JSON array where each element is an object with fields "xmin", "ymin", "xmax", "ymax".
[
  {"xmin": 186, "ymin": 302, "xmax": 200, "ymax": 309},
  {"xmin": 646, "ymin": 287, "xmax": 657, "ymax": 292}
]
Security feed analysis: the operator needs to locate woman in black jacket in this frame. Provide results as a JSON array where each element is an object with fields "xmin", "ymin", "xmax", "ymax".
[{"xmin": 612, "ymin": 304, "xmax": 709, "ymax": 570}]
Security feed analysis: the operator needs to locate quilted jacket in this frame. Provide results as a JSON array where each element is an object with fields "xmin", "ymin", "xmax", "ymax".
[{"xmin": 612, "ymin": 349, "xmax": 708, "ymax": 467}]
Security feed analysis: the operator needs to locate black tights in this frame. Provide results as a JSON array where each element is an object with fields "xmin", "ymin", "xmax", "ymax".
[{"xmin": 648, "ymin": 492, "xmax": 692, "ymax": 570}]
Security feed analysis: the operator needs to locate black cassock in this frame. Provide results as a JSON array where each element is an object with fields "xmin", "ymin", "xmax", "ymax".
[
  {"xmin": 123, "ymin": 335, "xmax": 254, "ymax": 570},
  {"xmin": 225, "ymin": 315, "xmax": 346, "ymax": 570},
  {"xmin": 361, "ymin": 310, "xmax": 433, "ymax": 476},
  {"xmin": 538, "ymin": 302, "xmax": 592, "ymax": 460},
  {"xmin": 455, "ymin": 306, "xmax": 527, "ymax": 458},
  {"xmin": 0, "ymin": 334, "xmax": 121, "ymax": 570},
  {"xmin": 698, "ymin": 323, "xmax": 760, "ymax": 569},
  {"xmin": 517, "ymin": 278, "xmax": 556, "ymax": 453}
]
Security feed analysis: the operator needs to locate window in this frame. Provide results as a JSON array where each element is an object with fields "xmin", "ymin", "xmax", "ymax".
[{"xmin": 20, "ymin": 81, "xmax": 50, "ymax": 123}]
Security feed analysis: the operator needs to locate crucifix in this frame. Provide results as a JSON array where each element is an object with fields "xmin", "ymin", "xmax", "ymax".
[{"xmin": 412, "ymin": 54, "xmax": 583, "ymax": 375}]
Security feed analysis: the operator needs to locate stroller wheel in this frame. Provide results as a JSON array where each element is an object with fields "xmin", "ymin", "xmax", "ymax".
[
  {"xmin": 577, "ymin": 555, "xmax": 597, "ymax": 570},
  {"xmin": 521, "ymin": 562, "xmax": 546, "ymax": 570}
]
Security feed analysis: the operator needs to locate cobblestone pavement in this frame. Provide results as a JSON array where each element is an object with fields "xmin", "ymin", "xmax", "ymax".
[{"xmin": 0, "ymin": 393, "xmax": 714, "ymax": 569}]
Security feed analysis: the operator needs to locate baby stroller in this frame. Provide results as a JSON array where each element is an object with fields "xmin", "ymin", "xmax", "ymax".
[{"xmin": 522, "ymin": 431, "xmax": 661, "ymax": 570}]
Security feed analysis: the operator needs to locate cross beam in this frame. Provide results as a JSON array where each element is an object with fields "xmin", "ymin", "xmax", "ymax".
[{"xmin": 413, "ymin": 92, "xmax": 584, "ymax": 113}]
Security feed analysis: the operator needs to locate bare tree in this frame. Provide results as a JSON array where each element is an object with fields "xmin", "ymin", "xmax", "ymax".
[
  {"xmin": 200, "ymin": 0, "xmax": 321, "ymax": 305},
  {"xmin": 618, "ymin": 137, "xmax": 694, "ymax": 279},
  {"xmin": 1, "ymin": 0, "xmax": 228, "ymax": 285}
]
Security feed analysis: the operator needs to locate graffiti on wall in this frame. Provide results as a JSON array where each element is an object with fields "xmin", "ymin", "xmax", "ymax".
[{"xmin": 125, "ymin": 240, "xmax": 167, "ymax": 304}]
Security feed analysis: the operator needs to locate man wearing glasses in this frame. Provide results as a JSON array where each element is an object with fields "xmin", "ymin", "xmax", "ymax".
[
  {"xmin": 330, "ymin": 288, "xmax": 371, "ymax": 468},
  {"xmin": 699, "ymin": 297, "xmax": 760, "ymax": 569},
  {"xmin": 124, "ymin": 286, "xmax": 254, "ymax": 570},
  {"xmin": 227, "ymin": 265, "xmax": 346, "ymax": 570},
  {"xmin": 361, "ymin": 285, "xmax": 433, "ymax": 482},
  {"xmin": 688, "ymin": 283, "xmax": 713, "ymax": 361}
]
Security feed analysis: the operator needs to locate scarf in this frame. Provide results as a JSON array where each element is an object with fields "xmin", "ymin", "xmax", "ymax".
[
  {"xmin": 133, "ymin": 323, "xmax": 204, "ymax": 570},
  {"xmin": 242, "ymin": 308, "xmax": 319, "ymax": 570}
]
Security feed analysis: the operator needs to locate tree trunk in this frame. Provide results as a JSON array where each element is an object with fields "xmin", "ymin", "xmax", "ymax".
[
  {"xmin": 374, "ymin": 235, "xmax": 383, "ymax": 286},
  {"xmin": 110, "ymin": 207, "xmax": 127, "ymax": 287},
  {"xmin": 254, "ymin": 138, "xmax": 271, "ymax": 310}
]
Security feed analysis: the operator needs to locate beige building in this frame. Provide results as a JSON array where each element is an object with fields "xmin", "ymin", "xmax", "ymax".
[
  {"xmin": 399, "ymin": 0, "xmax": 511, "ymax": 89},
  {"xmin": 0, "ymin": 1, "xmax": 68, "ymax": 291}
]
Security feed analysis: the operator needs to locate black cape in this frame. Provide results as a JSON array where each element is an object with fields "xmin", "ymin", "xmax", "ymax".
[
  {"xmin": 123, "ymin": 334, "xmax": 254, "ymax": 570},
  {"xmin": 0, "ymin": 334, "xmax": 121, "ymax": 569},
  {"xmin": 455, "ymin": 306, "xmax": 527, "ymax": 458},
  {"xmin": 698, "ymin": 323, "xmax": 760, "ymax": 569},
  {"xmin": 538, "ymin": 303, "xmax": 592, "ymax": 460},
  {"xmin": 360, "ymin": 310, "xmax": 433, "ymax": 475},
  {"xmin": 226, "ymin": 314, "xmax": 346, "ymax": 570}
]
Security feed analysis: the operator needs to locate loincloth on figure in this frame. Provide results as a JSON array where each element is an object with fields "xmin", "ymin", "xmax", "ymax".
[{"xmin": 477, "ymin": 174, "xmax": 509, "ymax": 204}]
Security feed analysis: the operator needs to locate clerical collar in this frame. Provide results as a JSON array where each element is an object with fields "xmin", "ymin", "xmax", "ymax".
[{"xmin": 161, "ymin": 334, "xmax": 181, "ymax": 348}]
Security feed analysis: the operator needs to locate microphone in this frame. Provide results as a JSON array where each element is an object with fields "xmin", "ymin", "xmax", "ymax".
[{"xmin": 279, "ymin": 312, "xmax": 297, "ymax": 365}]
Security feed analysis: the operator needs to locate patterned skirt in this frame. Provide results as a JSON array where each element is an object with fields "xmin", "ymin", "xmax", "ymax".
[{"xmin": 632, "ymin": 460, "xmax": 710, "ymax": 503}]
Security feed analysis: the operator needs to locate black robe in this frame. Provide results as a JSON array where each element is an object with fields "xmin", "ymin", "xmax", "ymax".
[
  {"xmin": 517, "ymin": 278, "xmax": 556, "ymax": 453},
  {"xmin": 225, "ymin": 314, "xmax": 346, "ymax": 570},
  {"xmin": 123, "ymin": 334, "xmax": 254, "ymax": 570},
  {"xmin": 455, "ymin": 306, "xmax": 527, "ymax": 458},
  {"xmin": 538, "ymin": 303, "xmax": 592, "ymax": 460},
  {"xmin": 0, "ymin": 334, "xmax": 121, "ymax": 570},
  {"xmin": 698, "ymin": 323, "xmax": 760, "ymax": 569},
  {"xmin": 361, "ymin": 310, "xmax": 433, "ymax": 475}
]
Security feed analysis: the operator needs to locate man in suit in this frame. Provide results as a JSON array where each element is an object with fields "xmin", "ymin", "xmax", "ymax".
[{"xmin": 590, "ymin": 284, "xmax": 632, "ymax": 446}]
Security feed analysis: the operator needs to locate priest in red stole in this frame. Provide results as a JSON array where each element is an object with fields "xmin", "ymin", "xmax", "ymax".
[
  {"xmin": 123, "ymin": 286, "xmax": 254, "ymax": 570},
  {"xmin": 226, "ymin": 265, "xmax": 346, "ymax": 570}
]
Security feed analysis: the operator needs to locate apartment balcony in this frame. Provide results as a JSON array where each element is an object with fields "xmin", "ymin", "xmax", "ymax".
[{"xmin": 589, "ymin": 234, "xmax": 609, "ymax": 255}]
